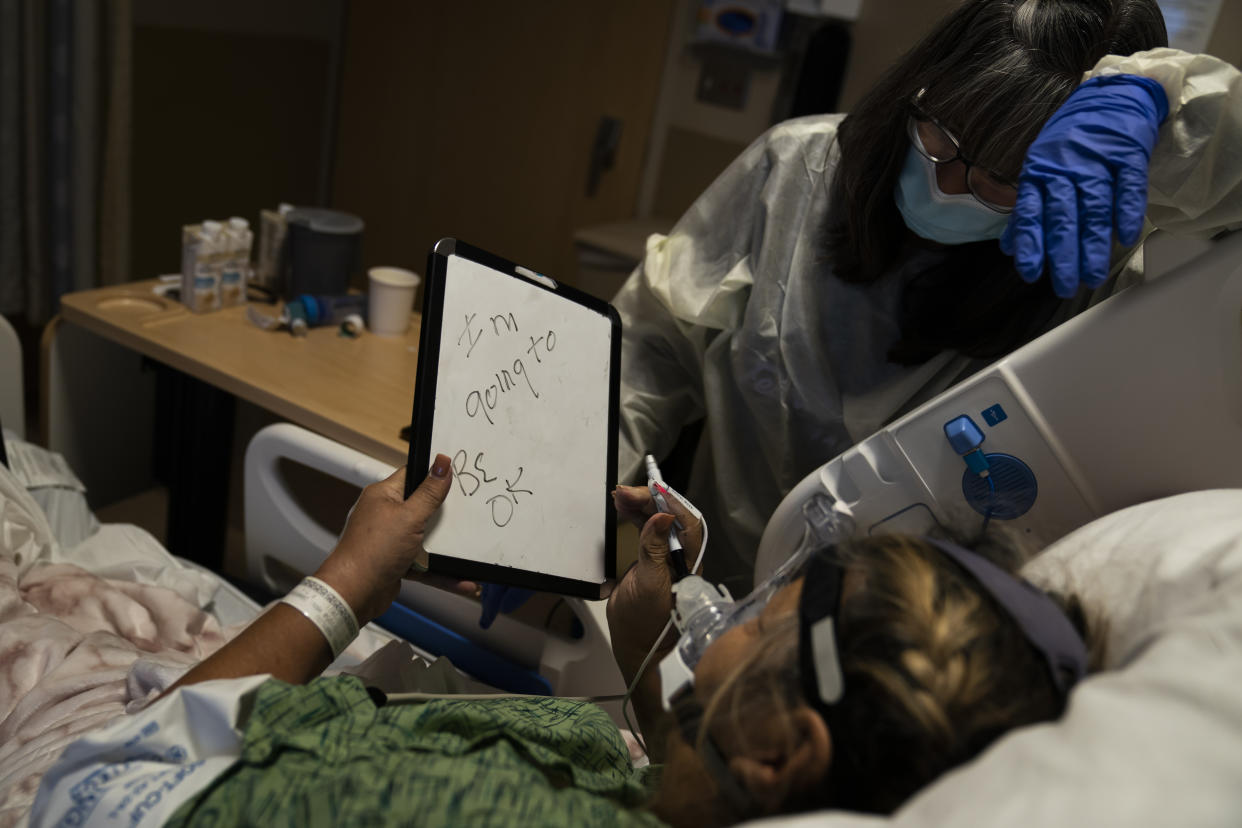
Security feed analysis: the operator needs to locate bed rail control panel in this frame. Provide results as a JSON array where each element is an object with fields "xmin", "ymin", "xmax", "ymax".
[
  {"xmin": 944, "ymin": 414, "xmax": 1039, "ymax": 522},
  {"xmin": 757, "ymin": 232, "xmax": 1242, "ymax": 581}
]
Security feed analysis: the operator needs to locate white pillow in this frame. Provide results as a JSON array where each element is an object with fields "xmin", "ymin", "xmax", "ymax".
[{"xmin": 749, "ymin": 490, "xmax": 1242, "ymax": 828}]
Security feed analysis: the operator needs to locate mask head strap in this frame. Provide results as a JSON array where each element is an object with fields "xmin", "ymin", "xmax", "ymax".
[
  {"xmin": 797, "ymin": 551, "xmax": 846, "ymax": 715},
  {"xmin": 923, "ymin": 537, "xmax": 1087, "ymax": 694},
  {"xmin": 797, "ymin": 538, "xmax": 1088, "ymax": 713}
]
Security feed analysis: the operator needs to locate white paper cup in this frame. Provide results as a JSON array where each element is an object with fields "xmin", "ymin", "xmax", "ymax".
[{"xmin": 367, "ymin": 266, "xmax": 420, "ymax": 336}]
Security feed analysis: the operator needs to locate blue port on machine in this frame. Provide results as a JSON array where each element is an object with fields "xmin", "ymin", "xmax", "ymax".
[
  {"xmin": 961, "ymin": 452, "xmax": 1038, "ymax": 519},
  {"xmin": 944, "ymin": 415, "xmax": 985, "ymax": 454}
]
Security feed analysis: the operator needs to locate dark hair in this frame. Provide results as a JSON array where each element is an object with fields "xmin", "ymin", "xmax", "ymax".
[
  {"xmin": 819, "ymin": 533, "xmax": 1092, "ymax": 814},
  {"xmin": 676, "ymin": 532, "xmax": 1096, "ymax": 823},
  {"xmin": 826, "ymin": 0, "xmax": 1168, "ymax": 364}
]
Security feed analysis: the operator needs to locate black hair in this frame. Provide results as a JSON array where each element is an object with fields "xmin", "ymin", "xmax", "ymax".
[
  {"xmin": 820, "ymin": 533, "xmax": 1092, "ymax": 815},
  {"xmin": 825, "ymin": 0, "xmax": 1168, "ymax": 364}
]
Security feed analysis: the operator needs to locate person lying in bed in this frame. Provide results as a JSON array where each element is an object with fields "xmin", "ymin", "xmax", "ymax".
[{"xmin": 160, "ymin": 457, "xmax": 1095, "ymax": 826}]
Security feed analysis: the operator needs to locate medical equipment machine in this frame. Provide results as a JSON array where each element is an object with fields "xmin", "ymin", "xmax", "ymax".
[{"xmin": 757, "ymin": 232, "xmax": 1242, "ymax": 580}]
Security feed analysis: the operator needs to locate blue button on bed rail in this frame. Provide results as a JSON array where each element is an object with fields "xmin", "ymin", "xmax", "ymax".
[{"xmin": 944, "ymin": 415, "xmax": 985, "ymax": 455}]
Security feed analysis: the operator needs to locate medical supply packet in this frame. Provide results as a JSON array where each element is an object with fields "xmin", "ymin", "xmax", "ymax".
[
  {"xmin": 219, "ymin": 217, "xmax": 253, "ymax": 307},
  {"xmin": 28, "ymin": 674, "xmax": 269, "ymax": 828},
  {"xmin": 179, "ymin": 222, "xmax": 222, "ymax": 313}
]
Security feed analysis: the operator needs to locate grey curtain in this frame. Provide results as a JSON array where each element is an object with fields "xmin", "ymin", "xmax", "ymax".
[{"xmin": 0, "ymin": 0, "xmax": 131, "ymax": 323}]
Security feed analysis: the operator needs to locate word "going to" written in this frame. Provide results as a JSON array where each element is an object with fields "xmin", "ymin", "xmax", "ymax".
[{"xmin": 456, "ymin": 311, "xmax": 558, "ymax": 426}]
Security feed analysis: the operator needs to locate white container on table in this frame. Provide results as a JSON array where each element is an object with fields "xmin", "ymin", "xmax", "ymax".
[{"xmin": 367, "ymin": 266, "xmax": 421, "ymax": 336}]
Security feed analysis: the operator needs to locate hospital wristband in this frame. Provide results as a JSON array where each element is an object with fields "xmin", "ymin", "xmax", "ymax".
[{"xmin": 280, "ymin": 576, "xmax": 360, "ymax": 659}]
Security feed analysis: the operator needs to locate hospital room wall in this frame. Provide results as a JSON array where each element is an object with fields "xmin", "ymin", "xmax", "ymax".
[
  {"xmin": 635, "ymin": 0, "xmax": 958, "ymax": 227},
  {"xmin": 832, "ymin": 1, "xmax": 1242, "ymax": 106},
  {"xmin": 1204, "ymin": 3, "xmax": 1242, "ymax": 67},
  {"xmin": 836, "ymin": 0, "xmax": 958, "ymax": 110},
  {"xmin": 837, "ymin": 2, "xmax": 1242, "ymax": 111},
  {"xmin": 329, "ymin": 1, "xmax": 675, "ymax": 287},
  {"xmin": 56, "ymin": 1, "xmax": 350, "ymax": 572},
  {"xmin": 128, "ymin": 0, "xmax": 345, "ymax": 284},
  {"xmin": 635, "ymin": 0, "xmax": 1241, "ymax": 230}
]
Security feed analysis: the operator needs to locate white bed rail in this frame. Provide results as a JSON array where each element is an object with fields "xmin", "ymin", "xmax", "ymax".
[
  {"xmin": 0, "ymin": 314, "xmax": 25, "ymax": 439},
  {"xmin": 758, "ymin": 231, "xmax": 1242, "ymax": 580},
  {"xmin": 243, "ymin": 423, "xmax": 625, "ymax": 704}
]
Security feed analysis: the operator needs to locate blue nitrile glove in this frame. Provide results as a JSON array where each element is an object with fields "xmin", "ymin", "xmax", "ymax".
[
  {"xmin": 478, "ymin": 584, "xmax": 534, "ymax": 629},
  {"xmin": 1001, "ymin": 75, "xmax": 1168, "ymax": 298}
]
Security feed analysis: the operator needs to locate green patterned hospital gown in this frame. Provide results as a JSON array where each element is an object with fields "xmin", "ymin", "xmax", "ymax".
[{"xmin": 165, "ymin": 676, "xmax": 666, "ymax": 827}]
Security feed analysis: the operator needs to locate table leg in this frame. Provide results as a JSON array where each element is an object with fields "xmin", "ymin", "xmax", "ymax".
[{"xmin": 153, "ymin": 364, "xmax": 235, "ymax": 570}]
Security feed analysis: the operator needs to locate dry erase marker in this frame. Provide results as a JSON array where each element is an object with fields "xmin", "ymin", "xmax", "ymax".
[{"xmin": 645, "ymin": 453, "xmax": 690, "ymax": 581}]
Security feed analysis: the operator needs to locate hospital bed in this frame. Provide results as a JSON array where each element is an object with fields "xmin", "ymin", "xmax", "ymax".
[
  {"xmin": 0, "ymin": 311, "xmax": 23, "ymax": 440},
  {"xmin": 738, "ymin": 230, "xmax": 1242, "ymax": 823},
  {"xmin": 9, "ymin": 227, "xmax": 1242, "ymax": 825},
  {"xmin": 246, "ymin": 231, "xmax": 1242, "ymax": 705},
  {"xmin": 0, "ymin": 313, "xmax": 426, "ymax": 820},
  {"xmin": 233, "ymin": 230, "xmax": 1242, "ymax": 823}
]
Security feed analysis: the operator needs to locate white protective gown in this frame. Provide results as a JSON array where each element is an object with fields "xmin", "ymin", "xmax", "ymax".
[{"xmin": 614, "ymin": 49, "xmax": 1242, "ymax": 590}]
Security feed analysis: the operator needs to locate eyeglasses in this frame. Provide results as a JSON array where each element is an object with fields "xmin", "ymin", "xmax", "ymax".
[{"xmin": 906, "ymin": 103, "xmax": 1018, "ymax": 214}]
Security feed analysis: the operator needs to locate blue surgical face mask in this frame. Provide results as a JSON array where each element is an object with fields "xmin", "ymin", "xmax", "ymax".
[{"xmin": 894, "ymin": 146, "xmax": 1010, "ymax": 245}]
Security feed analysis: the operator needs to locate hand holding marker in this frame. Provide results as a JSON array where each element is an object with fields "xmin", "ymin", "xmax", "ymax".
[
  {"xmin": 645, "ymin": 454, "xmax": 691, "ymax": 581},
  {"xmin": 479, "ymin": 455, "xmax": 698, "ymax": 628}
]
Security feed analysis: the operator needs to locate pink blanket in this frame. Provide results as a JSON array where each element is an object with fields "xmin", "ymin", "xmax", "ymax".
[{"xmin": 0, "ymin": 471, "xmax": 231, "ymax": 826}]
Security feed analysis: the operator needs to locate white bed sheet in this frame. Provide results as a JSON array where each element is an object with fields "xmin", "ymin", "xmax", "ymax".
[
  {"xmin": 0, "ymin": 440, "xmax": 396, "ymax": 827},
  {"xmin": 748, "ymin": 489, "xmax": 1242, "ymax": 827}
]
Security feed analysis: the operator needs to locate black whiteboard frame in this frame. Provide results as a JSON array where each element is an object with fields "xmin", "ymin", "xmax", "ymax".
[{"xmin": 405, "ymin": 238, "xmax": 621, "ymax": 599}]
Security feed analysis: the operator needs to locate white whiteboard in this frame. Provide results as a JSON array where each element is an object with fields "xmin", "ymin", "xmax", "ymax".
[{"xmin": 418, "ymin": 251, "xmax": 616, "ymax": 589}]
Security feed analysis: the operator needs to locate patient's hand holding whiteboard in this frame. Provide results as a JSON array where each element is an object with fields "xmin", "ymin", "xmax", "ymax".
[{"xmin": 407, "ymin": 240, "xmax": 620, "ymax": 599}]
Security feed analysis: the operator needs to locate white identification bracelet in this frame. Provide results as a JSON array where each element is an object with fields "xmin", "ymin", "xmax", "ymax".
[{"xmin": 280, "ymin": 576, "xmax": 360, "ymax": 659}]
